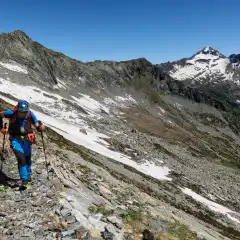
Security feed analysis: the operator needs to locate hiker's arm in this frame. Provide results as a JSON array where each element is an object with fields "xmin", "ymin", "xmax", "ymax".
[
  {"xmin": 31, "ymin": 112, "xmax": 45, "ymax": 131},
  {"xmin": 0, "ymin": 110, "xmax": 13, "ymax": 118}
]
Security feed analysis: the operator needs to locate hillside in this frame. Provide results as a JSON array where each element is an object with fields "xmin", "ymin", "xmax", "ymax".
[{"xmin": 0, "ymin": 30, "xmax": 239, "ymax": 239}]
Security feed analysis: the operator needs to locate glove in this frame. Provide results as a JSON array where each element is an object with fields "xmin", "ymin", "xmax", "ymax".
[
  {"xmin": 0, "ymin": 122, "xmax": 7, "ymax": 135},
  {"xmin": 36, "ymin": 120, "xmax": 45, "ymax": 132},
  {"xmin": 0, "ymin": 128, "xmax": 7, "ymax": 135}
]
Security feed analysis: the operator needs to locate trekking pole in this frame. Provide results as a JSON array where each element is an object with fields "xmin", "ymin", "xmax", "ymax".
[
  {"xmin": 0, "ymin": 123, "xmax": 8, "ymax": 171},
  {"xmin": 38, "ymin": 121, "xmax": 50, "ymax": 180}
]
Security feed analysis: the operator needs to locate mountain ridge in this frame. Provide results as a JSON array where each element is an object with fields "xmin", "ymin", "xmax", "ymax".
[
  {"xmin": 1, "ymin": 30, "xmax": 240, "ymax": 113},
  {"xmin": 3, "ymin": 30, "xmax": 238, "ymax": 64}
]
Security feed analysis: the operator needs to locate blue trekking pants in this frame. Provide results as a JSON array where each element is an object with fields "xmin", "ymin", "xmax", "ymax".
[{"xmin": 10, "ymin": 137, "xmax": 32, "ymax": 181}]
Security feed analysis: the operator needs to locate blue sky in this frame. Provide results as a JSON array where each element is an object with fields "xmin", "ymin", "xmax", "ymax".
[{"xmin": 1, "ymin": 0, "xmax": 240, "ymax": 63}]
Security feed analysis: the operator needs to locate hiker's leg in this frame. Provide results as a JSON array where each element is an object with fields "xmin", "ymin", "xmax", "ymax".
[
  {"xmin": 26, "ymin": 155, "xmax": 32, "ymax": 175},
  {"xmin": 23, "ymin": 141, "xmax": 32, "ymax": 176},
  {"xmin": 11, "ymin": 139, "xmax": 29, "ymax": 181}
]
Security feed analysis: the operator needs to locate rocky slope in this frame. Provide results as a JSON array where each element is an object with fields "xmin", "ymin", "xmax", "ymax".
[{"xmin": 0, "ymin": 30, "xmax": 240, "ymax": 239}]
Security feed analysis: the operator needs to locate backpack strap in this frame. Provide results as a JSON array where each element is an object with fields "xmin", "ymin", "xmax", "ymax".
[
  {"xmin": 27, "ymin": 111, "xmax": 33, "ymax": 124},
  {"xmin": 9, "ymin": 110, "xmax": 32, "ymax": 125},
  {"xmin": 9, "ymin": 110, "xmax": 17, "ymax": 125},
  {"xmin": 13, "ymin": 105, "xmax": 18, "ymax": 111}
]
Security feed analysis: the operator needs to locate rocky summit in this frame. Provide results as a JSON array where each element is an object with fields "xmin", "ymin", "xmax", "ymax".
[{"xmin": 0, "ymin": 30, "xmax": 240, "ymax": 240}]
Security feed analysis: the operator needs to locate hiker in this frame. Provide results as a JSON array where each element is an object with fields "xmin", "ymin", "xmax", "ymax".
[{"xmin": 0, "ymin": 100, "xmax": 45, "ymax": 187}]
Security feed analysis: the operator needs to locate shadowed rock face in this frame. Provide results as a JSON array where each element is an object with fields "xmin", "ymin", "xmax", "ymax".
[{"xmin": 229, "ymin": 54, "xmax": 240, "ymax": 64}]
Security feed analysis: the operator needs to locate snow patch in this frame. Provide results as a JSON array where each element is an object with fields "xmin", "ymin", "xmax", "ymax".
[
  {"xmin": 56, "ymin": 78, "xmax": 67, "ymax": 89},
  {"xmin": 0, "ymin": 62, "xmax": 28, "ymax": 74},
  {"xmin": 139, "ymin": 161, "xmax": 171, "ymax": 181},
  {"xmin": 181, "ymin": 187, "xmax": 240, "ymax": 224},
  {"xmin": 174, "ymin": 102, "xmax": 182, "ymax": 110},
  {"xmin": 192, "ymin": 52, "xmax": 219, "ymax": 61},
  {"xmin": 110, "ymin": 130, "xmax": 122, "ymax": 135},
  {"xmin": 0, "ymin": 78, "xmax": 84, "ymax": 124},
  {"xmin": 208, "ymin": 194, "xmax": 217, "ymax": 201},
  {"xmin": 0, "ymin": 78, "xmax": 60, "ymax": 103},
  {"xmin": 104, "ymin": 95, "xmax": 137, "ymax": 108},
  {"xmin": 103, "ymin": 98, "xmax": 117, "ymax": 106},
  {"xmin": 167, "ymin": 120, "xmax": 174, "ymax": 124},
  {"xmin": 158, "ymin": 107, "xmax": 165, "ymax": 113},
  {"xmin": 0, "ymin": 77, "xmax": 112, "ymax": 121},
  {"xmin": 72, "ymin": 94, "xmax": 110, "ymax": 117},
  {"xmin": 115, "ymin": 95, "xmax": 137, "ymax": 104},
  {"xmin": 203, "ymin": 47, "xmax": 210, "ymax": 52},
  {"xmin": 170, "ymin": 64, "xmax": 207, "ymax": 81},
  {"xmin": 78, "ymin": 76, "xmax": 86, "ymax": 83}
]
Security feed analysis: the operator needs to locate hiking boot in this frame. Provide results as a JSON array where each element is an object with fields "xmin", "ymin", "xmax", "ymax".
[
  {"xmin": 22, "ymin": 180, "xmax": 29, "ymax": 186},
  {"xmin": 19, "ymin": 180, "xmax": 31, "ymax": 191}
]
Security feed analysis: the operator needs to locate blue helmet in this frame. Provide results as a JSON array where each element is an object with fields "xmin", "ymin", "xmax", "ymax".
[{"xmin": 17, "ymin": 100, "xmax": 29, "ymax": 112}]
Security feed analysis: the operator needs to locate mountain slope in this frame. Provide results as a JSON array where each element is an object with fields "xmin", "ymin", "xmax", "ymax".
[{"xmin": 0, "ymin": 30, "xmax": 240, "ymax": 239}]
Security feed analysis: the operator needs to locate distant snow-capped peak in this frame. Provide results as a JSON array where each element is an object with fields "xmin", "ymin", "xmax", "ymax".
[
  {"xmin": 168, "ymin": 47, "xmax": 236, "ymax": 83},
  {"xmin": 189, "ymin": 47, "xmax": 226, "ymax": 62},
  {"xmin": 201, "ymin": 46, "xmax": 225, "ymax": 58}
]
